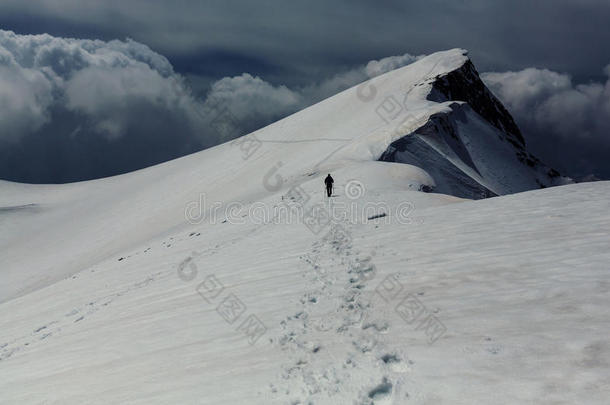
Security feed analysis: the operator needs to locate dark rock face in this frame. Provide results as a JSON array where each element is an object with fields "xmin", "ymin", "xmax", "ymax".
[
  {"xmin": 428, "ymin": 58, "xmax": 567, "ymax": 184},
  {"xmin": 379, "ymin": 56, "xmax": 571, "ymax": 198},
  {"xmin": 428, "ymin": 60, "xmax": 526, "ymax": 149}
]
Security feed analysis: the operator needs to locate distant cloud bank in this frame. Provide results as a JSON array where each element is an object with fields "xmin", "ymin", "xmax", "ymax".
[
  {"xmin": 0, "ymin": 30, "xmax": 203, "ymax": 142},
  {"xmin": 482, "ymin": 67, "xmax": 610, "ymax": 178},
  {"xmin": 0, "ymin": 30, "xmax": 423, "ymax": 182},
  {"xmin": 483, "ymin": 67, "xmax": 610, "ymax": 142}
]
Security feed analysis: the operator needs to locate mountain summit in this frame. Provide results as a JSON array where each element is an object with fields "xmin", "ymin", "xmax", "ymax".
[{"xmin": 377, "ymin": 49, "xmax": 572, "ymax": 198}]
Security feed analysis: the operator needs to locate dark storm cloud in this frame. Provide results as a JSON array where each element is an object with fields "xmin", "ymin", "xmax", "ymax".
[{"xmin": 1, "ymin": 0, "xmax": 609, "ymax": 84}]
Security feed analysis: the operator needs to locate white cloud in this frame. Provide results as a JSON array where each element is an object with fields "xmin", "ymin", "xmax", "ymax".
[
  {"xmin": 364, "ymin": 53, "xmax": 423, "ymax": 77},
  {"xmin": 200, "ymin": 73, "xmax": 302, "ymax": 141},
  {"xmin": 64, "ymin": 65, "xmax": 203, "ymax": 139},
  {"xmin": 294, "ymin": 52, "xmax": 422, "ymax": 104},
  {"xmin": 0, "ymin": 29, "xmax": 205, "ymax": 143},
  {"xmin": 482, "ymin": 66, "xmax": 610, "ymax": 177},
  {"xmin": 0, "ymin": 45, "xmax": 55, "ymax": 142},
  {"xmin": 482, "ymin": 68, "xmax": 572, "ymax": 113},
  {"xmin": 196, "ymin": 52, "xmax": 423, "ymax": 140},
  {"xmin": 482, "ymin": 66, "xmax": 610, "ymax": 141}
]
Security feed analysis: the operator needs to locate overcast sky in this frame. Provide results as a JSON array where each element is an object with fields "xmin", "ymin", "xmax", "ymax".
[{"xmin": 1, "ymin": 0, "xmax": 609, "ymax": 182}]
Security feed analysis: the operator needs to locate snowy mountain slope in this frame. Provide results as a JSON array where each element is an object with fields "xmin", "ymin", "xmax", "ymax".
[
  {"xmin": 1, "ymin": 48, "xmax": 606, "ymax": 404},
  {"xmin": 1, "ymin": 48, "xmax": 566, "ymax": 304},
  {"xmin": 1, "ymin": 180, "xmax": 609, "ymax": 404}
]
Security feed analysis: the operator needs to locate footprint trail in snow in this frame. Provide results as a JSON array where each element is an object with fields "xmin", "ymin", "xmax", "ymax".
[{"xmin": 267, "ymin": 221, "xmax": 416, "ymax": 404}]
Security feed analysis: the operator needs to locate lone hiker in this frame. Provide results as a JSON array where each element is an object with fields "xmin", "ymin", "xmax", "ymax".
[{"xmin": 324, "ymin": 174, "xmax": 334, "ymax": 197}]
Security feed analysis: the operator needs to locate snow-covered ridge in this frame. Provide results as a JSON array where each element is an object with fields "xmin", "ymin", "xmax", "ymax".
[
  {"xmin": 1, "ymin": 49, "xmax": 609, "ymax": 405},
  {"xmin": 0, "ymin": 48, "xmax": 568, "ymax": 303}
]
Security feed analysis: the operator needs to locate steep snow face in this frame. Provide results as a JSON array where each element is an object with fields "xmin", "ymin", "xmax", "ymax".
[
  {"xmin": 380, "ymin": 103, "xmax": 561, "ymax": 198},
  {"xmin": 378, "ymin": 56, "xmax": 572, "ymax": 199}
]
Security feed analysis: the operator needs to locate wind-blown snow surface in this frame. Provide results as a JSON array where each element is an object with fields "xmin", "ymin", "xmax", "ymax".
[
  {"xmin": 1, "ymin": 49, "xmax": 608, "ymax": 404},
  {"xmin": 0, "ymin": 49, "xmax": 566, "ymax": 304}
]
